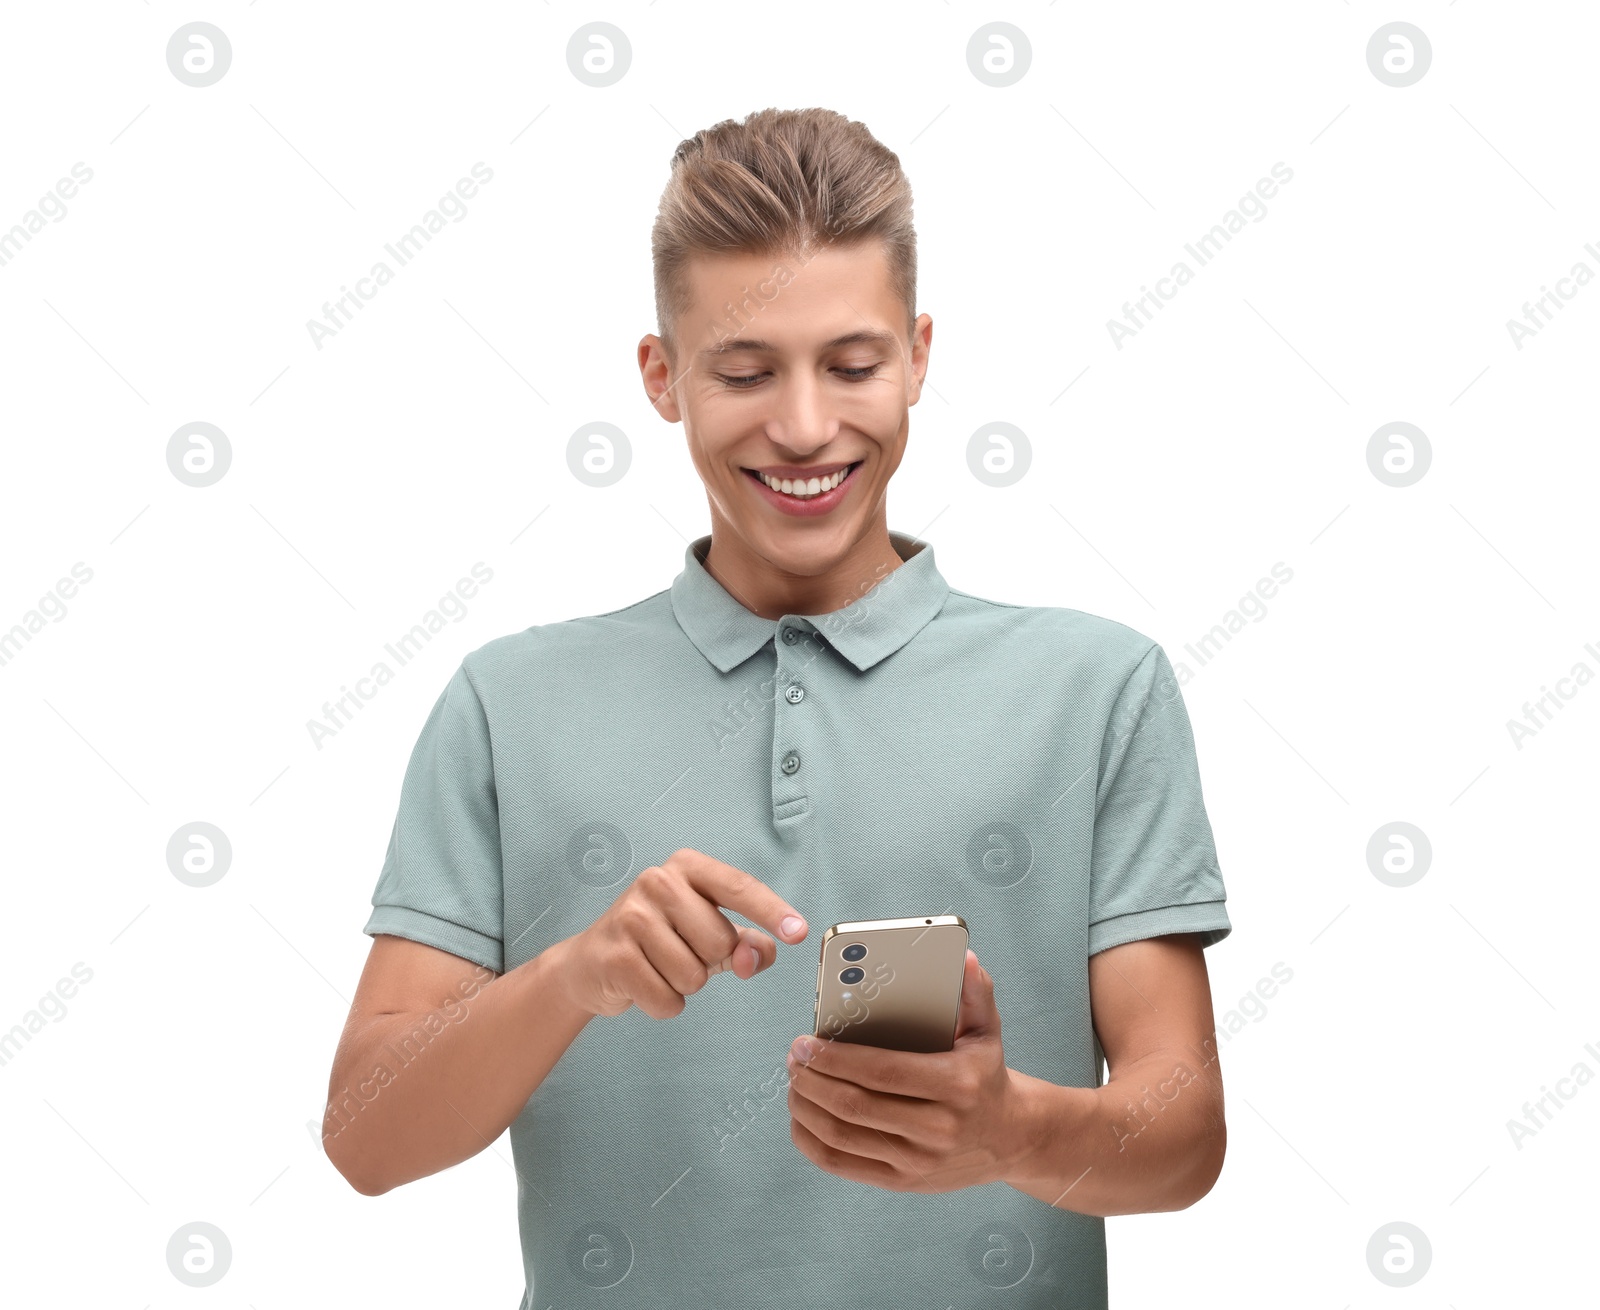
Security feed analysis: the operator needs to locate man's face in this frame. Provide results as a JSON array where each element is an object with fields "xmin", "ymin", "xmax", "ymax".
[{"xmin": 640, "ymin": 240, "xmax": 932, "ymax": 582}]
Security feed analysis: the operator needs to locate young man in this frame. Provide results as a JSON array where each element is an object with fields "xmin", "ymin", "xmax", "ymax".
[{"xmin": 325, "ymin": 108, "xmax": 1231, "ymax": 1309}]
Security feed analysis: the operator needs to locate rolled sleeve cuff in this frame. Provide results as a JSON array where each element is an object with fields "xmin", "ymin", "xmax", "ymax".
[
  {"xmin": 363, "ymin": 904, "xmax": 503, "ymax": 974},
  {"xmin": 1088, "ymin": 900, "xmax": 1231, "ymax": 957}
]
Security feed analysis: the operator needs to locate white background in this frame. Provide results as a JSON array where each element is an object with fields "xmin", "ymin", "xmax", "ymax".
[{"xmin": 1, "ymin": 2, "xmax": 1595, "ymax": 1306}]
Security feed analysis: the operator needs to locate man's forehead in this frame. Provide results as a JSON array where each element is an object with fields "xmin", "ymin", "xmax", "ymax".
[{"xmin": 696, "ymin": 327, "xmax": 900, "ymax": 358}]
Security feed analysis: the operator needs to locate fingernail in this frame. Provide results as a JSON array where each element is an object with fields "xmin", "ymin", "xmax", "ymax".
[
  {"xmin": 792, "ymin": 1036, "xmax": 816, "ymax": 1064},
  {"xmin": 781, "ymin": 914, "xmax": 805, "ymax": 939}
]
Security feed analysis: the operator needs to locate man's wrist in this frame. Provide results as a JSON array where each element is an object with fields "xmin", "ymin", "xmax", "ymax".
[
  {"xmin": 1000, "ymin": 1069, "xmax": 1100, "ymax": 1196},
  {"xmin": 515, "ymin": 934, "xmax": 597, "ymax": 1023}
]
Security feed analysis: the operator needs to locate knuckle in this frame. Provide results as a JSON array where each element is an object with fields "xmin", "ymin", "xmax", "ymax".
[
  {"xmin": 616, "ymin": 902, "xmax": 652, "ymax": 938},
  {"xmin": 729, "ymin": 866, "xmax": 757, "ymax": 902}
]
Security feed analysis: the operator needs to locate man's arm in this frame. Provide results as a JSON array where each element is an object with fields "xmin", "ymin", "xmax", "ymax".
[
  {"xmin": 322, "ymin": 933, "xmax": 593, "ymax": 1196},
  {"xmin": 1001, "ymin": 932, "xmax": 1225, "ymax": 1216}
]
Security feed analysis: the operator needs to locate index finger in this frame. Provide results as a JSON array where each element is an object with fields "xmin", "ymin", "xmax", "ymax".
[
  {"xmin": 794, "ymin": 1029, "xmax": 950, "ymax": 1100},
  {"xmin": 672, "ymin": 848, "xmax": 808, "ymax": 944}
]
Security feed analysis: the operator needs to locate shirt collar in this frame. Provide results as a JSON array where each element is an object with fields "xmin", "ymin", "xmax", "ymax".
[{"xmin": 670, "ymin": 530, "xmax": 951, "ymax": 674}]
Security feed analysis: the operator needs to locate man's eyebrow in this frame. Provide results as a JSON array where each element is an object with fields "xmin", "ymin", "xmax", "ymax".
[{"xmin": 697, "ymin": 329, "xmax": 899, "ymax": 358}]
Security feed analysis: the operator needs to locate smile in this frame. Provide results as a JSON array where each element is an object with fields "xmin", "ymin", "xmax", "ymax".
[
  {"xmin": 741, "ymin": 461, "xmax": 864, "ymax": 516},
  {"xmin": 744, "ymin": 462, "xmax": 861, "ymax": 498}
]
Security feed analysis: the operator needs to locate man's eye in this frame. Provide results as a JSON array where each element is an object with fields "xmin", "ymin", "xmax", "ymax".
[{"xmin": 715, "ymin": 365, "xmax": 882, "ymax": 390}]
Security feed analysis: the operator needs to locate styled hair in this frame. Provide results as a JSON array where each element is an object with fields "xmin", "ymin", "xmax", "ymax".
[{"xmin": 651, "ymin": 107, "xmax": 917, "ymax": 365}]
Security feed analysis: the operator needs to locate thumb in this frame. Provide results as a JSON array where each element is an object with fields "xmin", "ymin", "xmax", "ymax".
[
  {"xmin": 952, "ymin": 948, "xmax": 999, "ymax": 1043},
  {"xmin": 708, "ymin": 925, "xmax": 776, "ymax": 981}
]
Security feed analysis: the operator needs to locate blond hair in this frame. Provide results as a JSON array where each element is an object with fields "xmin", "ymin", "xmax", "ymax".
[{"xmin": 651, "ymin": 107, "xmax": 917, "ymax": 365}]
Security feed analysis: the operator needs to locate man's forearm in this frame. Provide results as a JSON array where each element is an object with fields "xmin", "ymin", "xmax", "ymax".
[
  {"xmin": 1000, "ymin": 1047, "xmax": 1224, "ymax": 1217},
  {"xmin": 323, "ymin": 936, "xmax": 594, "ymax": 1196}
]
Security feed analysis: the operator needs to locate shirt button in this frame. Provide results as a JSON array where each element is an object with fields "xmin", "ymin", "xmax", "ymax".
[
  {"xmin": 785, "ymin": 684, "xmax": 804, "ymax": 704},
  {"xmin": 782, "ymin": 627, "xmax": 800, "ymax": 645},
  {"xmin": 780, "ymin": 751, "xmax": 801, "ymax": 775}
]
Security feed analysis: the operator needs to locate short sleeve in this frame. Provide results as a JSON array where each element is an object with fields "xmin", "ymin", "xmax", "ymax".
[
  {"xmin": 1088, "ymin": 643, "xmax": 1231, "ymax": 956},
  {"xmin": 362, "ymin": 661, "xmax": 505, "ymax": 973}
]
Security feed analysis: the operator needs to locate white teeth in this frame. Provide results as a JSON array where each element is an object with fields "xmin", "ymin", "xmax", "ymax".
[{"xmin": 759, "ymin": 466, "xmax": 850, "ymax": 497}]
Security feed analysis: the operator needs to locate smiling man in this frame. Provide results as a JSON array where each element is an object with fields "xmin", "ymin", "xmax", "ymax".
[
  {"xmin": 326, "ymin": 107, "xmax": 1232, "ymax": 1310},
  {"xmin": 646, "ymin": 250, "xmax": 920, "ymax": 621}
]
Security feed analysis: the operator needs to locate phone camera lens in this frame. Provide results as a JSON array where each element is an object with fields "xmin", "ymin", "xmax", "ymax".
[
  {"xmin": 839, "ymin": 966, "xmax": 865, "ymax": 985},
  {"xmin": 841, "ymin": 943, "xmax": 866, "ymax": 962}
]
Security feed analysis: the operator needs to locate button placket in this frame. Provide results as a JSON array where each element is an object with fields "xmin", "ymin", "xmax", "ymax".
[{"xmin": 772, "ymin": 621, "xmax": 817, "ymax": 829}]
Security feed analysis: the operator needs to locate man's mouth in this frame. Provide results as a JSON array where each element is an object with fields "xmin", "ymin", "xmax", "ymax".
[{"xmin": 742, "ymin": 461, "xmax": 863, "ymax": 501}]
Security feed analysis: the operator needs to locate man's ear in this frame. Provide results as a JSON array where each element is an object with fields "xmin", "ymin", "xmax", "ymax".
[
  {"xmin": 906, "ymin": 313, "xmax": 932, "ymax": 407},
  {"xmin": 638, "ymin": 335, "xmax": 683, "ymax": 422}
]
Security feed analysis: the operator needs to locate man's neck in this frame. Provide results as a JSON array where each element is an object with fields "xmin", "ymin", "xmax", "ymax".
[{"xmin": 701, "ymin": 530, "xmax": 908, "ymax": 622}]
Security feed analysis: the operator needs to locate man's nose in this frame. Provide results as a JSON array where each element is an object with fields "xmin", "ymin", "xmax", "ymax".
[{"xmin": 763, "ymin": 376, "xmax": 841, "ymax": 451}]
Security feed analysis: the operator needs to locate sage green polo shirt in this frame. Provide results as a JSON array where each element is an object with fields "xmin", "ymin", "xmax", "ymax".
[{"xmin": 363, "ymin": 529, "xmax": 1231, "ymax": 1309}]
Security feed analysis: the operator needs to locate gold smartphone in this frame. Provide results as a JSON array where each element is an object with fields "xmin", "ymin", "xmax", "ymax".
[{"xmin": 811, "ymin": 915, "xmax": 969, "ymax": 1053}]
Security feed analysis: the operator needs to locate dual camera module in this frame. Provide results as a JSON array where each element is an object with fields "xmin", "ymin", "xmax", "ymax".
[{"xmin": 838, "ymin": 940, "xmax": 867, "ymax": 984}]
